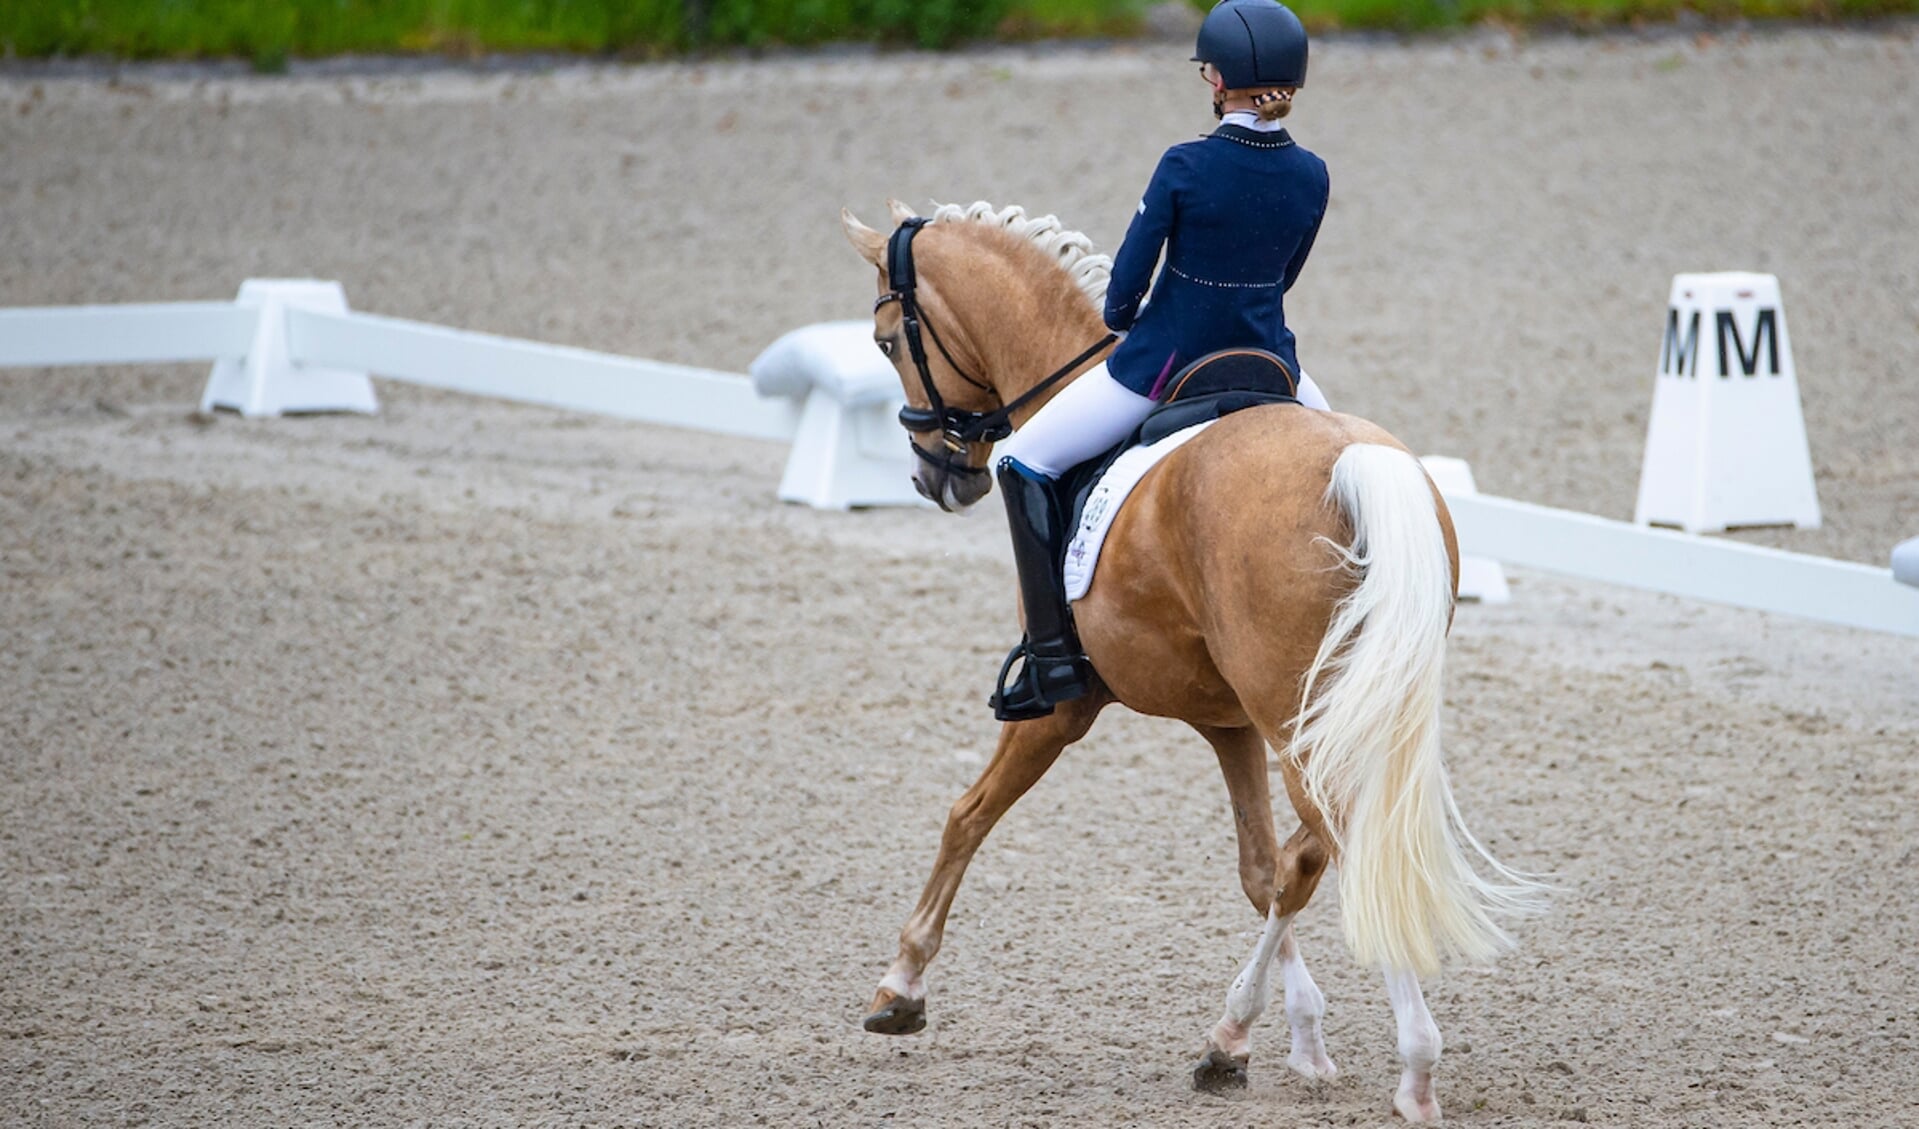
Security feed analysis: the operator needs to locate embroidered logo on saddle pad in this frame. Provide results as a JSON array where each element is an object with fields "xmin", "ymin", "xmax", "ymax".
[{"xmin": 1063, "ymin": 420, "xmax": 1217, "ymax": 602}]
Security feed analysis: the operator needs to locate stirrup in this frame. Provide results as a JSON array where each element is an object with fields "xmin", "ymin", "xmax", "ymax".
[{"xmin": 990, "ymin": 636, "xmax": 1091, "ymax": 722}]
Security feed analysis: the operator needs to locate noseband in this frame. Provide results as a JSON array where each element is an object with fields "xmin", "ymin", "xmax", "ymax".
[{"xmin": 879, "ymin": 217, "xmax": 1116, "ymax": 482}]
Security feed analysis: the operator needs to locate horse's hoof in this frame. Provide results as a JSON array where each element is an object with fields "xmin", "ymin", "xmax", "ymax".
[
  {"xmin": 1393, "ymin": 1084, "xmax": 1442, "ymax": 1124},
  {"xmin": 1192, "ymin": 1048, "xmax": 1249, "ymax": 1092},
  {"xmin": 862, "ymin": 992, "xmax": 926, "ymax": 1035},
  {"xmin": 1287, "ymin": 1047, "xmax": 1338, "ymax": 1081}
]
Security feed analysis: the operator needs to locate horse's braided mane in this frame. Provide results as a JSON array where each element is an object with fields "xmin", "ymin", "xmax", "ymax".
[{"xmin": 927, "ymin": 200, "xmax": 1112, "ymax": 310}]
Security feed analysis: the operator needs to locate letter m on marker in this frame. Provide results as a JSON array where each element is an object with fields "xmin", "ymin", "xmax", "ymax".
[
  {"xmin": 1661, "ymin": 308, "xmax": 1700, "ymax": 377},
  {"xmin": 1716, "ymin": 308, "xmax": 1780, "ymax": 377}
]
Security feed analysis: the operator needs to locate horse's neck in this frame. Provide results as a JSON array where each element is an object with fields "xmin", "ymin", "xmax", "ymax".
[{"xmin": 955, "ymin": 265, "xmax": 1108, "ymax": 427}]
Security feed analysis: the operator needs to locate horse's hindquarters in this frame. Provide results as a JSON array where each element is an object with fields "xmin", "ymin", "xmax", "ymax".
[{"xmin": 1070, "ymin": 406, "xmax": 1389, "ymax": 727}]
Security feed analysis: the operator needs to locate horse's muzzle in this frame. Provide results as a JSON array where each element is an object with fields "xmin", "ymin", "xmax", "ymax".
[{"xmin": 913, "ymin": 460, "xmax": 988, "ymax": 514}]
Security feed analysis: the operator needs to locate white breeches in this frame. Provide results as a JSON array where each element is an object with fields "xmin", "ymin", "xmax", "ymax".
[
  {"xmin": 1001, "ymin": 361, "xmax": 1331, "ymax": 480},
  {"xmin": 1296, "ymin": 371, "xmax": 1330, "ymax": 411},
  {"xmin": 998, "ymin": 362, "xmax": 1157, "ymax": 479}
]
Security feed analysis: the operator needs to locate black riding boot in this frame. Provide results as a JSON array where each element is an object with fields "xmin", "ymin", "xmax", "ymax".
[{"xmin": 990, "ymin": 458, "xmax": 1094, "ymax": 721}]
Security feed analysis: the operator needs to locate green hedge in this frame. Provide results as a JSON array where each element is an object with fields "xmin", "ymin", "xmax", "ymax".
[
  {"xmin": 0, "ymin": 0, "xmax": 1141, "ymax": 65},
  {"xmin": 1, "ymin": 0, "xmax": 1912, "ymax": 69}
]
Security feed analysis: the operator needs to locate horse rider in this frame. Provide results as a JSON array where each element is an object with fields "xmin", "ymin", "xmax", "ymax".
[{"xmin": 991, "ymin": 0, "xmax": 1331, "ymax": 721}]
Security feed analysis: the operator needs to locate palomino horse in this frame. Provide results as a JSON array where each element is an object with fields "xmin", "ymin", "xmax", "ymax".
[{"xmin": 840, "ymin": 200, "xmax": 1542, "ymax": 1124}]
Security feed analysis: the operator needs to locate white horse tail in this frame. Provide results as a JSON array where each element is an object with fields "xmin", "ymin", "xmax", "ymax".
[{"xmin": 1289, "ymin": 443, "xmax": 1546, "ymax": 977}]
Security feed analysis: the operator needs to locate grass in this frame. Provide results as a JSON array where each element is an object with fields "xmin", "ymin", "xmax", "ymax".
[
  {"xmin": 1, "ymin": 1, "xmax": 683, "ymax": 67},
  {"xmin": 0, "ymin": 0, "xmax": 1911, "ymax": 69}
]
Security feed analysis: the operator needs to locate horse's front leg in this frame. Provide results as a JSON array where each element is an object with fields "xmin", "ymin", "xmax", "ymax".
[
  {"xmin": 1189, "ymin": 723, "xmax": 1280, "ymax": 1089},
  {"xmin": 1194, "ymin": 912, "xmax": 1338, "ymax": 1087},
  {"xmin": 862, "ymin": 693, "xmax": 1106, "ymax": 1035}
]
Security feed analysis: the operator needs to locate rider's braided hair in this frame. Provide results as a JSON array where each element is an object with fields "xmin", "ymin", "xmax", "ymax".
[{"xmin": 1249, "ymin": 87, "xmax": 1295, "ymax": 121}]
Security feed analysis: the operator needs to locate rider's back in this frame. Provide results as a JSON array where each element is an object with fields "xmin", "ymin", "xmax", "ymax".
[{"xmin": 1104, "ymin": 126, "xmax": 1330, "ymax": 398}]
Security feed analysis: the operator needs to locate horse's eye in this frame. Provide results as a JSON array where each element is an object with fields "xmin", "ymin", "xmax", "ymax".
[{"xmin": 877, "ymin": 339, "xmax": 895, "ymax": 358}]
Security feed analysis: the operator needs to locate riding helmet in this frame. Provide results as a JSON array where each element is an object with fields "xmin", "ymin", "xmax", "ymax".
[{"xmin": 1193, "ymin": 0, "xmax": 1309, "ymax": 90}]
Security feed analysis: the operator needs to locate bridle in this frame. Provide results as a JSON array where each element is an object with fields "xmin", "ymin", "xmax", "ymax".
[{"xmin": 877, "ymin": 217, "xmax": 1116, "ymax": 483}]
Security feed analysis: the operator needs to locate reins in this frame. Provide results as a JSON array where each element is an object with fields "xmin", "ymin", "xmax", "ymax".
[{"xmin": 879, "ymin": 217, "xmax": 1116, "ymax": 481}]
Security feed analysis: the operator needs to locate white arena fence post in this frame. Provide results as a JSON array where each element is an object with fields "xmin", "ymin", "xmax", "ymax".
[
  {"xmin": 201, "ymin": 279, "xmax": 379, "ymax": 417},
  {"xmin": 776, "ymin": 388, "xmax": 927, "ymax": 510},
  {"xmin": 748, "ymin": 321, "xmax": 926, "ymax": 511},
  {"xmin": 1894, "ymin": 537, "xmax": 1919, "ymax": 589},
  {"xmin": 1635, "ymin": 272, "xmax": 1821, "ymax": 533}
]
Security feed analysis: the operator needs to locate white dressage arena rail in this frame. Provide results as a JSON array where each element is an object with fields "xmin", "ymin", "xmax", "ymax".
[
  {"xmin": 0, "ymin": 281, "xmax": 917, "ymax": 510},
  {"xmin": 1447, "ymin": 494, "xmax": 1919, "ymax": 637},
  {"xmin": 2, "ymin": 282, "xmax": 1915, "ymax": 638},
  {"xmin": 0, "ymin": 301, "xmax": 256, "ymax": 365},
  {"xmin": 286, "ymin": 307, "xmax": 801, "ymax": 443}
]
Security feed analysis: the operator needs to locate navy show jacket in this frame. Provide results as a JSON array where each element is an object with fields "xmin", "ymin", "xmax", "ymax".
[{"xmin": 1103, "ymin": 123, "xmax": 1329, "ymax": 397}]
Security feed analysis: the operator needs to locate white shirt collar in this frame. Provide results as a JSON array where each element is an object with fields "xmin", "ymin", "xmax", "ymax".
[{"xmin": 1221, "ymin": 109, "xmax": 1287, "ymax": 133}]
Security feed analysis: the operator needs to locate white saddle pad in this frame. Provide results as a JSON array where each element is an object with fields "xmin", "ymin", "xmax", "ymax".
[{"xmin": 1063, "ymin": 420, "xmax": 1216, "ymax": 602}]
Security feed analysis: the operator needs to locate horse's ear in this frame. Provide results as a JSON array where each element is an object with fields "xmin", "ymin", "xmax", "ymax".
[
  {"xmin": 886, "ymin": 198, "xmax": 919, "ymax": 225},
  {"xmin": 841, "ymin": 208, "xmax": 886, "ymax": 267}
]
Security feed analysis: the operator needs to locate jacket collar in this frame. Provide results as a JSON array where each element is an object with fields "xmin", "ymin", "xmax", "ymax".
[{"xmin": 1209, "ymin": 123, "xmax": 1295, "ymax": 149}]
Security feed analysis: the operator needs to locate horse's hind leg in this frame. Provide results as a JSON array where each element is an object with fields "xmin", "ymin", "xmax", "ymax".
[
  {"xmin": 1385, "ymin": 968, "xmax": 1444, "ymax": 1124},
  {"xmin": 1196, "ymin": 724, "xmax": 1282, "ymax": 916},
  {"xmin": 862, "ymin": 694, "xmax": 1104, "ymax": 1035},
  {"xmin": 1194, "ymin": 821, "xmax": 1335, "ymax": 1090},
  {"xmin": 1278, "ymin": 912, "xmax": 1336, "ymax": 1080}
]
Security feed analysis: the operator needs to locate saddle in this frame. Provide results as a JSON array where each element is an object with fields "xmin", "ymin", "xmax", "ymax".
[{"xmin": 1059, "ymin": 348, "xmax": 1300, "ymax": 526}]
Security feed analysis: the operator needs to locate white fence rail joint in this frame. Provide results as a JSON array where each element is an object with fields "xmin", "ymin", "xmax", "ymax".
[
  {"xmin": 1891, "ymin": 537, "xmax": 1919, "ymax": 590},
  {"xmin": 202, "ymin": 280, "xmax": 378, "ymax": 417}
]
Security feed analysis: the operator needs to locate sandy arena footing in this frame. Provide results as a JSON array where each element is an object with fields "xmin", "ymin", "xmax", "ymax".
[{"xmin": 4, "ymin": 26, "xmax": 1917, "ymax": 1127}]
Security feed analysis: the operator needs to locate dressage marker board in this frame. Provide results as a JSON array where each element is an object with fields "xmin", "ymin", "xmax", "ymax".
[{"xmin": 1636, "ymin": 273, "xmax": 1821, "ymax": 533}]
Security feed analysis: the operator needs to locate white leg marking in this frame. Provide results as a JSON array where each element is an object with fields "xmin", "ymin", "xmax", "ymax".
[
  {"xmin": 878, "ymin": 964, "xmax": 925, "ymax": 1002},
  {"xmin": 1385, "ymin": 968, "xmax": 1443, "ymax": 1124},
  {"xmin": 1207, "ymin": 908, "xmax": 1293, "ymax": 1060},
  {"xmin": 1280, "ymin": 927, "xmax": 1337, "ymax": 1079}
]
